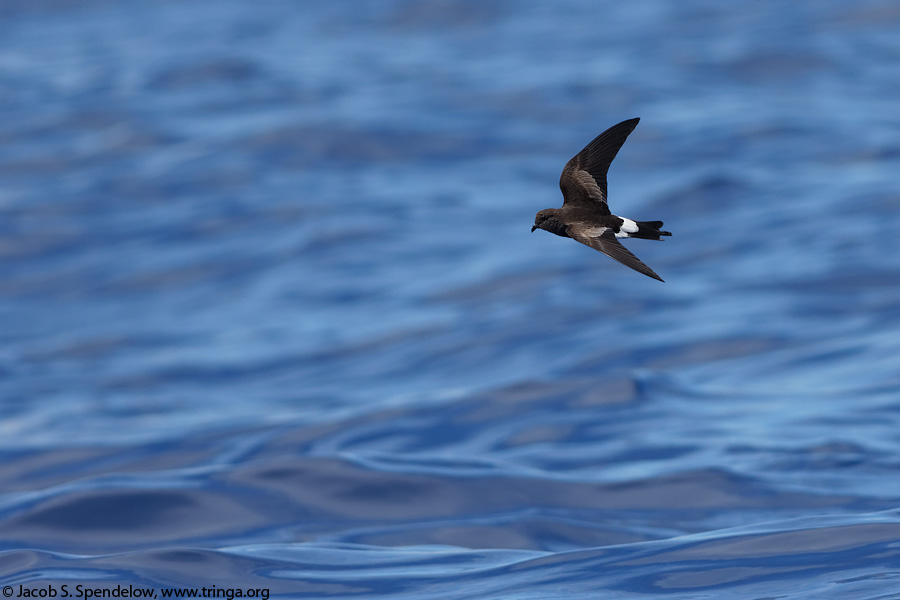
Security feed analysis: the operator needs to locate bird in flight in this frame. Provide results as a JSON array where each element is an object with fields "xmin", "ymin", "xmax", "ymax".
[{"xmin": 532, "ymin": 118, "xmax": 670, "ymax": 282}]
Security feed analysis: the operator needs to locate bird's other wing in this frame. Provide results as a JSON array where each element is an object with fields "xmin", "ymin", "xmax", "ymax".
[
  {"xmin": 559, "ymin": 118, "xmax": 640, "ymax": 212},
  {"xmin": 568, "ymin": 223, "xmax": 664, "ymax": 282}
]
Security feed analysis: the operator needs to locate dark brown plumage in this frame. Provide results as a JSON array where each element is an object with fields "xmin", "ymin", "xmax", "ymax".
[{"xmin": 532, "ymin": 118, "xmax": 670, "ymax": 282}]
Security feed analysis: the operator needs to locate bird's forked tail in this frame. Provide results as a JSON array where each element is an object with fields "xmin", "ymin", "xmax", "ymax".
[{"xmin": 628, "ymin": 220, "xmax": 671, "ymax": 240}]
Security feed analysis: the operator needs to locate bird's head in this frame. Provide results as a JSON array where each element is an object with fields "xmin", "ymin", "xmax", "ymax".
[{"xmin": 532, "ymin": 209, "xmax": 555, "ymax": 233}]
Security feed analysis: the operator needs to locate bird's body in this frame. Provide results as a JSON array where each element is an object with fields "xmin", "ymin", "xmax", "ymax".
[{"xmin": 532, "ymin": 118, "xmax": 670, "ymax": 282}]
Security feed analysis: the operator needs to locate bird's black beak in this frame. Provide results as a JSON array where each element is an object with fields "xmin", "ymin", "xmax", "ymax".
[{"xmin": 531, "ymin": 225, "xmax": 537, "ymax": 232}]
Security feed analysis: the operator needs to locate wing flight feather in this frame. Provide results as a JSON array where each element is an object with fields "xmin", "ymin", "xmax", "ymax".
[
  {"xmin": 559, "ymin": 118, "xmax": 640, "ymax": 211},
  {"xmin": 568, "ymin": 223, "xmax": 664, "ymax": 282}
]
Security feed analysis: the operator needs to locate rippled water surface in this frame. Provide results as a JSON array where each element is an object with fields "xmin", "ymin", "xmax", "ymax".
[{"xmin": 3, "ymin": 1, "xmax": 900, "ymax": 598}]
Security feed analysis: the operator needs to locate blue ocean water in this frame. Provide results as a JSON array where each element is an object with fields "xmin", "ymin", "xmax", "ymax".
[{"xmin": 2, "ymin": 0, "xmax": 900, "ymax": 597}]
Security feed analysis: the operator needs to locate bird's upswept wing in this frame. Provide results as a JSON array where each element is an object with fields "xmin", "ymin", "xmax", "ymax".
[
  {"xmin": 567, "ymin": 223, "xmax": 664, "ymax": 282},
  {"xmin": 559, "ymin": 118, "xmax": 640, "ymax": 213}
]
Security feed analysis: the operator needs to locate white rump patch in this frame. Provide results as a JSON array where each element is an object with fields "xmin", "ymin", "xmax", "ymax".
[{"xmin": 616, "ymin": 218, "xmax": 638, "ymax": 238}]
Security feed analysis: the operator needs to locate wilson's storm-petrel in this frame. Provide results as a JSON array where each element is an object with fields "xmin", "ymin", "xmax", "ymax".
[{"xmin": 532, "ymin": 118, "xmax": 670, "ymax": 282}]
